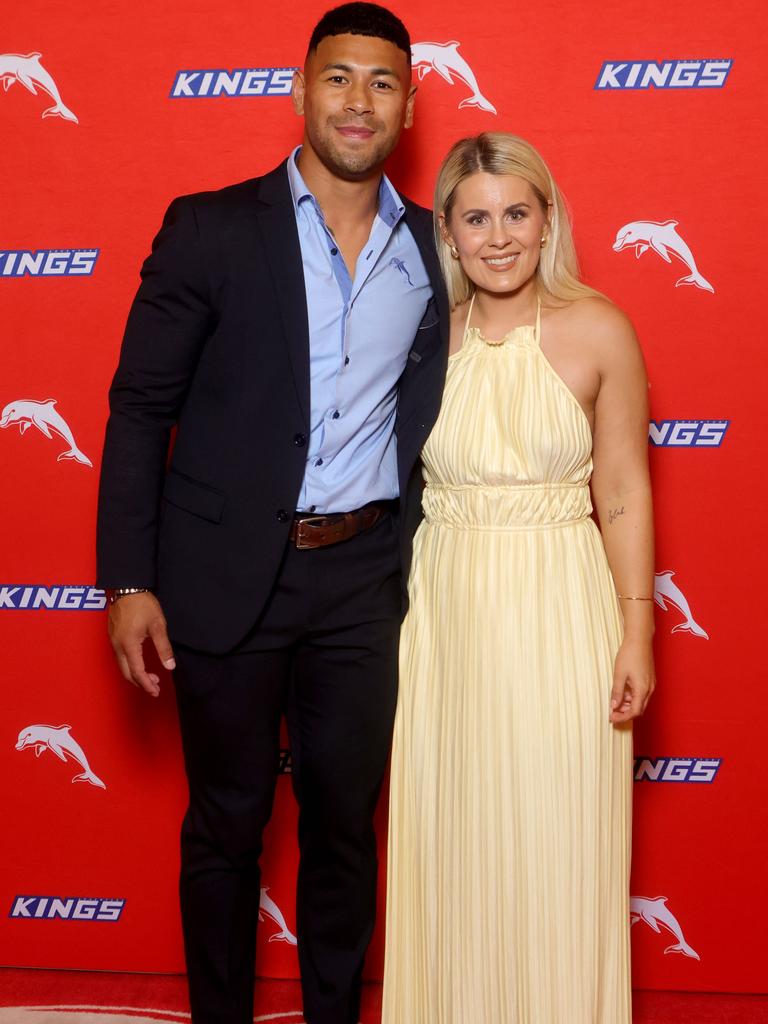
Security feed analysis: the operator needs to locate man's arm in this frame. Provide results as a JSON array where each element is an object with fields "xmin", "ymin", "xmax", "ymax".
[{"xmin": 97, "ymin": 196, "xmax": 213, "ymax": 695}]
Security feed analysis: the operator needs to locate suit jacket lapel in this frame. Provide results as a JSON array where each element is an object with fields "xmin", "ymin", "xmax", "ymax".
[
  {"xmin": 253, "ymin": 161, "xmax": 311, "ymax": 429},
  {"xmin": 402, "ymin": 197, "xmax": 450, "ymax": 353}
]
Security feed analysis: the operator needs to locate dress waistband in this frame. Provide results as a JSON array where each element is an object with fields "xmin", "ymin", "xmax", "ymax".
[{"xmin": 422, "ymin": 483, "xmax": 593, "ymax": 531}]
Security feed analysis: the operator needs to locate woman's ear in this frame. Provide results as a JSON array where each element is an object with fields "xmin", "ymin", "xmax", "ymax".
[
  {"xmin": 542, "ymin": 200, "xmax": 554, "ymax": 244},
  {"xmin": 438, "ymin": 211, "xmax": 453, "ymax": 248}
]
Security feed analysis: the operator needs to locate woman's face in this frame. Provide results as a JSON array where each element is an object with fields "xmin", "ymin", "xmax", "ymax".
[{"xmin": 442, "ymin": 172, "xmax": 549, "ymax": 296}]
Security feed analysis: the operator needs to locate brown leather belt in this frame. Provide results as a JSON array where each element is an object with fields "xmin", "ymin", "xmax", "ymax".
[{"xmin": 288, "ymin": 504, "xmax": 387, "ymax": 550}]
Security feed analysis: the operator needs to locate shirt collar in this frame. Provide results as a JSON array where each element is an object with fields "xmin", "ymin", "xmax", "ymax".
[{"xmin": 286, "ymin": 145, "xmax": 405, "ymax": 227}]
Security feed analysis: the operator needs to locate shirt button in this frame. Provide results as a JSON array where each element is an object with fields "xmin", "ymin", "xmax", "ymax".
[
  {"xmin": 344, "ymin": 356, "xmax": 350, "ymax": 365},
  {"xmin": 276, "ymin": 509, "xmax": 289, "ymax": 523},
  {"xmin": 332, "ymin": 410, "xmax": 340, "ymax": 420},
  {"xmin": 316, "ymin": 458, "xmax": 323, "ymax": 467},
  {"xmin": 293, "ymin": 433, "xmax": 306, "ymax": 447},
  {"xmin": 330, "ymin": 247, "xmax": 338, "ymax": 256}
]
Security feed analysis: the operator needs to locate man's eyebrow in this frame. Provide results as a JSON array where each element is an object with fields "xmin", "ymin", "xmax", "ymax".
[{"xmin": 320, "ymin": 62, "xmax": 399, "ymax": 78}]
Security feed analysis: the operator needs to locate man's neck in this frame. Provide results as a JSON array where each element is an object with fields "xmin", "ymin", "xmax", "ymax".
[{"xmin": 296, "ymin": 143, "xmax": 381, "ymax": 230}]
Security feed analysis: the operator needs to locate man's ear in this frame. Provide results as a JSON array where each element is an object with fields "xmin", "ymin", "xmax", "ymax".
[
  {"xmin": 403, "ymin": 83, "xmax": 417, "ymax": 129},
  {"xmin": 291, "ymin": 70, "xmax": 305, "ymax": 116}
]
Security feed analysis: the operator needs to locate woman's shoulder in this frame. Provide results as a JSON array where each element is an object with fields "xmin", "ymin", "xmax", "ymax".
[
  {"xmin": 547, "ymin": 294, "xmax": 637, "ymax": 351},
  {"xmin": 547, "ymin": 294, "xmax": 633, "ymax": 336},
  {"xmin": 545, "ymin": 294, "xmax": 643, "ymax": 374}
]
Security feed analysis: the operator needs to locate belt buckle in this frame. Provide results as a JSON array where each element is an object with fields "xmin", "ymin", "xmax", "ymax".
[{"xmin": 294, "ymin": 514, "xmax": 332, "ymax": 550}]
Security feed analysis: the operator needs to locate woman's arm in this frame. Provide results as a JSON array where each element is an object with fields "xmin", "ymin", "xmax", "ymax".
[{"xmin": 588, "ymin": 301, "xmax": 656, "ymax": 725}]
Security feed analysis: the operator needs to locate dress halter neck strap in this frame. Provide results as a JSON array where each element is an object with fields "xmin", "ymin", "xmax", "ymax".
[{"xmin": 463, "ymin": 291, "xmax": 477, "ymax": 341}]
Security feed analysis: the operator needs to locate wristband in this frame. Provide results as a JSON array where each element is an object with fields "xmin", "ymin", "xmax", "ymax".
[{"xmin": 106, "ymin": 587, "xmax": 151, "ymax": 605}]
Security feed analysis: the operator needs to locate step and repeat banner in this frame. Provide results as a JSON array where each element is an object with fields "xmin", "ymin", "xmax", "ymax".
[{"xmin": 2, "ymin": 0, "xmax": 766, "ymax": 996}]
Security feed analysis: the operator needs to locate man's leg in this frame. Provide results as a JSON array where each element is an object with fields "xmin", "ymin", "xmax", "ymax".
[
  {"xmin": 289, "ymin": 514, "xmax": 402, "ymax": 1024},
  {"xmin": 174, "ymin": 643, "xmax": 291, "ymax": 1023}
]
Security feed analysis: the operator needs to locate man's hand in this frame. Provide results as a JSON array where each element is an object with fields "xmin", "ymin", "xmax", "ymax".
[{"xmin": 107, "ymin": 592, "xmax": 176, "ymax": 697}]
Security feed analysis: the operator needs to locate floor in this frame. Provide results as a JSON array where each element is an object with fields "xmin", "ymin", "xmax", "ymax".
[{"xmin": 0, "ymin": 969, "xmax": 766, "ymax": 1023}]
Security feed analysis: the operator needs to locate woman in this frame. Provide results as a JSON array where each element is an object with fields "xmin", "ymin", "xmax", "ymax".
[{"xmin": 382, "ymin": 133, "xmax": 655, "ymax": 1023}]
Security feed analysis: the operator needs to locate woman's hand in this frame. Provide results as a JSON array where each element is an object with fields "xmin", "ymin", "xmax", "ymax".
[{"xmin": 609, "ymin": 637, "xmax": 656, "ymax": 725}]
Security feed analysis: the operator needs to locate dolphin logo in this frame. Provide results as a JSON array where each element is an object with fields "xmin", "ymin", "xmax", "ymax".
[
  {"xmin": 1, "ymin": 398, "xmax": 92, "ymax": 466},
  {"xmin": 258, "ymin": 886, "xmax": 297, "ymax": 944},
  {"xmin": 630, "ymin": 895, "xmax": 700, "ymax": 960},
  {"xmin": 0, "ymin": 52, "xmax": 78, "ymax": 123},
  {"xmin": 613, "ymin": 219, "xmax": 713, "ymax": 293},
  {"xmin": 16, "ymin": 724, "xmax": 106, "ymax": 789},
  {"xmin": 411, "ymin": 41, "xmax": 496, "ymax": 115},
  {"xmin": 654, "ymin": 570, "xmax": 708, "ymax": 639}
]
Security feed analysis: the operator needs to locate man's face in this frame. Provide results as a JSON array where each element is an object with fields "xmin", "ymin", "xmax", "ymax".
[{"xmin": 292, "ymin": 32, "xmax": 415, "ymax": 180}]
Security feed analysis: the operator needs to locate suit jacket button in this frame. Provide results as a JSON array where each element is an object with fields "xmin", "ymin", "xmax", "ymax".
[
  {"xmin": 276, "ymin": 509, "xmax": 290, "ymax": 523},
  {"xmin": 293, "ymin": 433, "xmax": 307, "ymax": 447}
]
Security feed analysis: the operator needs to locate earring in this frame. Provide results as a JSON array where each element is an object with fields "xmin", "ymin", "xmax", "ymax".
[
  {"xmin": 449, "ymin": 244, "xmax": 460, "ymax": 260},
  {"xmin": 540, "ymin": 236, "xmax": 547, "ymax": 248}
]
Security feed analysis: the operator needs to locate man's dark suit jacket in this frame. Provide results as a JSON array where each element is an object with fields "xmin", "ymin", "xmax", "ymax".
[{"xmin": 96, "ymin": 160, "xmax": 449, "ymax": 653}]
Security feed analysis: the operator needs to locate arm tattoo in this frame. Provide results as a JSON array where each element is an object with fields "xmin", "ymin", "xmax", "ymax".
[{"xmin": 608, "ymin": 506, "xmax": 625, "ymax": 525}]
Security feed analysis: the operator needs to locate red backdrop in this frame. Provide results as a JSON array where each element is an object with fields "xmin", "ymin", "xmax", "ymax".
[{"xmin": 2, "ymin": 0, "xmax": 766, "ymax": 995}]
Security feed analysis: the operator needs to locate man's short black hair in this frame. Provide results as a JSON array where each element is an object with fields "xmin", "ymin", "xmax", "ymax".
[{"xmin": 307, "ymin": 3, "xmax": 411, "ymax": 64}]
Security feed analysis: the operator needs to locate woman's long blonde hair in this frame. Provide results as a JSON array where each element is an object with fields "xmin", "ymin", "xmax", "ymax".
[{"xmin": 435, "ymin": 132, "xmax": 602, "ymax": 309}]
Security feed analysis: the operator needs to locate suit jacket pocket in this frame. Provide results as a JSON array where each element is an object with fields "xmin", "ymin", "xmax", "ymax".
[{"xmin": 162, "ymin": 469, "xmax": 226, "ymax": 523}]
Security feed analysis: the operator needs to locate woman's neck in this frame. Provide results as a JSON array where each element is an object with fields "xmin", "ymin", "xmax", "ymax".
[{"xmin": 470, "ymin": 279, "xmax": 539, "ymax": 337}]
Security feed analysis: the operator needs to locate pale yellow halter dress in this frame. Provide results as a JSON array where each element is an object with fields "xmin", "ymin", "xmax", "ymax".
[{"xmin": 383, "ymin": 299, "xmax": 632, "ymax": 1024}]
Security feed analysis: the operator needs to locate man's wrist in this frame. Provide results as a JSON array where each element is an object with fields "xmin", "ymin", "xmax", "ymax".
[{"xmin": 106, "ymin": 587, "xmax": 152, "ymax": 605}]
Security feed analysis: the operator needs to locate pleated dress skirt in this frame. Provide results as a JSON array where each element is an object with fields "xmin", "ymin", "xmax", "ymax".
[{"xmin": 382, "ymin": 309, "xmax": 633, "ymax": 1024}]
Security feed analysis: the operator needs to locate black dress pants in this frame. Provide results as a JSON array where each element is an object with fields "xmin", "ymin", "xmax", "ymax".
[{"xmin": 172, "ymin": 510, "xmax": 401, "ymax": 1024}]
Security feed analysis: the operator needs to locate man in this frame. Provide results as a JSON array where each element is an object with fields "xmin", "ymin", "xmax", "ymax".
[{"xmin": 96, "ymin": 4, "xmax": 448, "ymax": 1023}]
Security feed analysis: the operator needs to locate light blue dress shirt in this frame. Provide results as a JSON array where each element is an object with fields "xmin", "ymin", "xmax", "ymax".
[{"xmin": 286, "ymin": 147, "xmax": 433, "ymax": 513}]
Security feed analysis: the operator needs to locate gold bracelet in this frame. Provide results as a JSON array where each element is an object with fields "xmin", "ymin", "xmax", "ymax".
[{"xmin": 617, "ymin": 595, "xmax": 653, "ymax": 601}]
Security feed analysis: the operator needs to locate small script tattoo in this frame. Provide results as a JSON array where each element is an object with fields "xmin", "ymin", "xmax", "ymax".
[{"xmin": 608, "ymin": 506, "xmax": 625, "ymax": 525}]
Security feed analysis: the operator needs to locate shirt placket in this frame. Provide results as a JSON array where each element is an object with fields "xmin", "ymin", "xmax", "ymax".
[
  {"xmin": 299, "ymin": 183, "xmax": 405, "ymax": 512},
  {"xmin": 305, "ymin": 202, "xmax": 353, "ymax": 499}
]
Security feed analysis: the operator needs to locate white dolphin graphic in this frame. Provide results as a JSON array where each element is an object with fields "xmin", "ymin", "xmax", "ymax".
[
  {"xmin": 258, "ymin": 886, "xmax": 297, "ymax": 944},
  {"xmin": 16, "ymin": 724, "xmax": 106, "ymax": 789},
  {"xmin": 613, "ymin": 219, "xmax": 713, "ymax": 293},
  {"xmin": 411, "ymin": 41, "xmax": 496, "ymax": 114},
  {"xmin": 630, "ymin": 895, "xmax": 700, "ymax": 960},
  {"xmin": 0, "ymin": 52, "xmax": 78, "ymax": 123},
  {"xmin": 654, "ymin": 570, "xmax": 708, "ymax": 639},
  {"xmin": 1, "ymin": 398, "xmax": 92, "ymax": 466}
]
